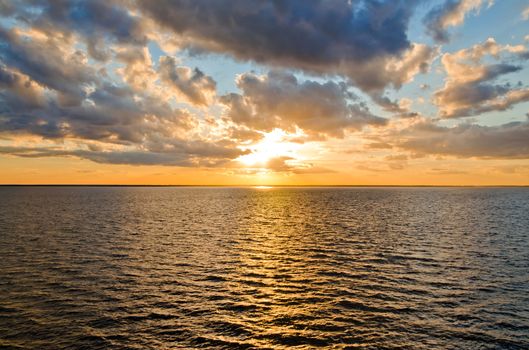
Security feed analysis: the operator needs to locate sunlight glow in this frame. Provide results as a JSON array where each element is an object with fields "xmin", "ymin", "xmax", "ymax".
[
  {"xmin": 253, "ymin": 185, "xmax": 273, "ymax": 189},
  {"xmin": 237, "ymin": 129, "xmax": 302, "ymax": 167}
]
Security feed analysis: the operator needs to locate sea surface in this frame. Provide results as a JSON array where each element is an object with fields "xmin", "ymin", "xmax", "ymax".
[{"xmin": 0, "ymin": 186, "xmax": 528, "ymax": 349}]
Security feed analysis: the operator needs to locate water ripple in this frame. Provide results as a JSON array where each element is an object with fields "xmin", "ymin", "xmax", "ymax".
[{"xmin": 0, "ymin": 186, "xmax": 528, "ymax": 349}]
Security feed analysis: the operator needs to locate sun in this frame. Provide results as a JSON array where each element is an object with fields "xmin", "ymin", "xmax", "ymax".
[{"xmin": 237, "ymin": 129, "xmax": 301, "ymax": 166}]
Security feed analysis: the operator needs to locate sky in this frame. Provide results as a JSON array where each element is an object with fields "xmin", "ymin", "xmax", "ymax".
[{"xmin": 0, "ymin": 0, "xmax": 529, "ymax": 185}]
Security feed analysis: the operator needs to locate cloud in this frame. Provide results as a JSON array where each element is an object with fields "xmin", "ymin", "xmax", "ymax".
[
  {"xmin": 388, "ymin": 117, "xmax": 529, "ymax": 159},
  {"xmin": 355, "ymin": 43, "xmax": 438, "ymax": 94},
  {"xmin": 114, "ymin": 46, "xmax": 158, "ymax": 92},
  {"xmin": 523, "ymin": 5, "xmax": 529, "ymax": 20},
  {"xmin": 1, "ymin": 0, "xmax": 528, "ymax": 171},
  {"xmin": 219, "ymin": 71, "xmax": 386, "ymax": 139},
  {"xmin": 139, "ymin": 0, "xmax": 434, "ymax": 92},
  {"xmin": 2, "ymin": 0, "xmax": 147, "ymax": 54},
  {"xmin": 433, "ymin": 38, "xmax": 529, "ymax": 118},
  {"xmin": 424, "ymin": 0, "xmax": 493, "ymax": 42},
  {"xmin": 226, "ymin": 127, "xmax": 264, "ymax": 143},
  {"xmin": 0, "ymin": 25, "xmax": 96, "ymax": 103},
  {"xmin": 264, "ymin": 156, "xmax": 335, "ymax": 174},
  {"xmin": 2, "ymin": 0, "xmax": 436, "ymax": 95},
  {"xmin": 139, "ymin": 0, "xmax": 415, "ymax": 62},
  {"xmin": 427, "ymin": 168, "xmax": 467, "ymax": 175},
  {"xmin": 0, "ymin": 76, "xmax": 247, "ymax": 165},
  {"xmin": 0, "ymin": 143, "xmax": 245, "ymax": 167},
  {"xmin": 0, "ymin": 8, "xmax": 251, "ymax": 167},
  {"xmin": 158, "ymin": 56, "xmax": 216, "ymax": 106},
  {"xmin": 0, "ymin": 66, "xmax": 46, "ymax": 112},
  {"xmin": 0, "ymin": 47, "xmax": 242, "ymax": 167}
]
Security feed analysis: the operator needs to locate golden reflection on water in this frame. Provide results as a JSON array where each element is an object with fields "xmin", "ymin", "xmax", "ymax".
[
  {"xmin": 252, "ymin": 185, "xmax": 274, "ymax": 189},
  {"xmin": 1, "ymin": 187, "xmax": 528, "ymax": 348},
  {"xmin": 232, "ymin": 189, "xmax": 317, "ymax": 347}
]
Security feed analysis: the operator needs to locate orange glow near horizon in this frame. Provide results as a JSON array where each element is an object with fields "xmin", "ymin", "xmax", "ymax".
[{"xmin": 2, "ymin": 153, "xmax": 529, "ymax": 186}]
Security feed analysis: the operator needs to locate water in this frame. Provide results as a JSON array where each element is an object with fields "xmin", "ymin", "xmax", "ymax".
[{"xmin": 0, "ymin": 187, "xmax": 528, "ymax": 349}]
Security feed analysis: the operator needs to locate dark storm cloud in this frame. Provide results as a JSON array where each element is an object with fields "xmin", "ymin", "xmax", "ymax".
[
  {"xmin": 5, "ymin": 0, "xmax": 427, "ymax": 87},
  {"xmin": 0, "ymin": 0, "xmax": 436, "ymax": 119},
  {"xmin": 0, "ymin": 0, "xmax": 437, "ymax": 102},
  {"xmin": 138, "ymin": 0, "xmax": 433, "ymax": 92},
  {"xmin": 139, "ymin": 0, "xmax": 415, "ymax": 62},
  {"xmin": 1, "ymin": 0, "xmax": 147, "ymax": 46}
]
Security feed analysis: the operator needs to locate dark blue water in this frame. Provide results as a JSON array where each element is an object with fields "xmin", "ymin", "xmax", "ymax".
[{"xmin": 0, "ymin": 187, "xmax": 528, "ymax": 349}]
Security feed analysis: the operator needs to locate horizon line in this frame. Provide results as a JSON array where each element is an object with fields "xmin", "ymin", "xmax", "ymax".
[{"xmin": 1, "ymin": 184, "xmax": 529, "ymax": 188}]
